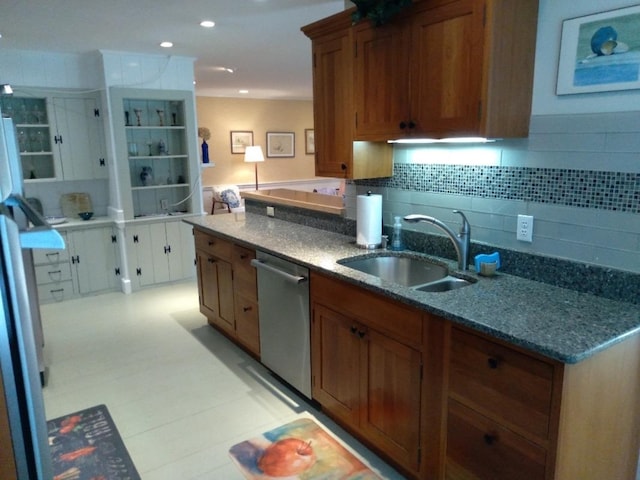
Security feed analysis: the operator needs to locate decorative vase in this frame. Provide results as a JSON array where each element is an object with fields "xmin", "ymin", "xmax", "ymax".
[
  {"xmin": 201, "ymin": 139, "xmax": 210, "ymax": 164},
  {"xmin": 140, "ymin": 166, "xmax": 153, "ymax": 186}
]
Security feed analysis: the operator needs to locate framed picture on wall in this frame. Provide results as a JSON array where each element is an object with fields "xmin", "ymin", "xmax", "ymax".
[
  {"xmin": 266, "ymin": 132, "xmax": 295, "ymax": 157},
  {"xmin": 557, "ymin": 5, "xmax": 640, "ymax": 95},
  {"xmin": 230, "ymin": 131, "xmax": 253, "ymax": 154},
  {"xmin": 304, "ymin": 129, "xmax": 315, "ymax": 155}
]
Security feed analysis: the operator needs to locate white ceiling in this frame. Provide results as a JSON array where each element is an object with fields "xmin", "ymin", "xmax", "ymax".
[{"xmin": 0, "ymin": 0, "xmax": 346, "ymax": 100}]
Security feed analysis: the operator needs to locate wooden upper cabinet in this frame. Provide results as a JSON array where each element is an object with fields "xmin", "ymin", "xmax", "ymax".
[
  {"xmin": 352, "ymin": 0, "xmax": 539, "ymax": 140},
  {"xmin": 303, "ymin": 13, "xmax": 394, "ymax": 180},
  {"xmin": 311, "ymin": 27, "xmax": 355, "ymax": 178},
  {"xmin": 353, "ymin": 20, "xmax": 411, "ymax": 139}
]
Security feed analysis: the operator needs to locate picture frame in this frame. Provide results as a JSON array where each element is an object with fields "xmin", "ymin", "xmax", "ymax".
[
  {"xmin": 557, "ymin": 5, "xmax": 640, "ymax": 95},
  {"xmin": 266, "ymin": 132, "xmax": 295, "ymax": 158},
  {"xmin": 230, "ymin": 131, "xmax": 253, "ymax": 154},
  {"xmin": 304, "ymin": 129, "xmax": 315, "ymax": 155}
]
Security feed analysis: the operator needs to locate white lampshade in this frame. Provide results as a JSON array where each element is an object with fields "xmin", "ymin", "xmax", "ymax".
[{"xmin": 244, "ymin": 145, "xmax": 264, "ymax": 163}]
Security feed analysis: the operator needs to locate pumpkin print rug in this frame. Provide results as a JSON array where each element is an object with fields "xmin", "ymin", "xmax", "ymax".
[
  {"xmin": 229, "ymin": 418, "xmax": 381, "ymax": 479},
  {"xmin": 47, "ymin": 404, "xmax": 140, "ymax": 480}
]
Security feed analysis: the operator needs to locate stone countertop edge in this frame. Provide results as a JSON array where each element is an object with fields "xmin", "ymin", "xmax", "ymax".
[{"xmin": 185, "ymin": 213, "xmax": 640, "ymax": 365}]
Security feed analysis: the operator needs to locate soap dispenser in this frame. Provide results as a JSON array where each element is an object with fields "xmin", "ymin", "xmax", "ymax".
[{"xmin": 390, "ymin": 216, "xmax": 404, "ymax": 251}]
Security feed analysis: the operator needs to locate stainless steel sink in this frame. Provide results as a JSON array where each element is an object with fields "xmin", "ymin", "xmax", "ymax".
[
  {"xmin": 414, "ymin": 276, "xmax": 473, "ymax": 292},
  {"xmin": 338, "ymin": 254, "xmax": 449, "ymax": 287}
]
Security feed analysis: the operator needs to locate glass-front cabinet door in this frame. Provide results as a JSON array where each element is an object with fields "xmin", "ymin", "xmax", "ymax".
[
  {"xmin": 110, "ymin": 88, "xmax": 198, "ymax": 219},
  {"xmin": 0, "ymin": 96, "xmax": 57, "ymax": 181}
]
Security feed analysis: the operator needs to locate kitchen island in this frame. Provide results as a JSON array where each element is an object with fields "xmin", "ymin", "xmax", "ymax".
[{"xmin": 185, "ymin": 212, "xmax": 640, "ymax": 480}]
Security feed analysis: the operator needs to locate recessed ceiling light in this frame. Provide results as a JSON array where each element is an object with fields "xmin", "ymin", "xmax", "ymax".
[
  {"xmin": 200, "ymin": 20, "xmax": 215, "ymax": 28},
  {"xmin": 160, "ymin": 41, "xmax": 173, "ymax": 48},
  {"xmin": 239, "ymin": 90, "xmax": 249, "ymax": 94}
]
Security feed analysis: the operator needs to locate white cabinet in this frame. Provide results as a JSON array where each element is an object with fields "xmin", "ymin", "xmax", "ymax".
[
  {"xmin": 110, "ymin": 88, "xmax": 199, "ymax": 220},
  {"xmin": 33, "ymin": 232, "xmax": 74, "ymax": 303},
  {"xmin": 34, "ymin": 226, "xmax": 120, "ymax": 302},
  {"xmin": 69, "ymin": 227, "xmax": 120, "ymax": 294},
  {"xmin": 126, "ymin": 220, "xmax": 195, "ymax": 288},
  {"xmin": 0, "ymin": 92, "xmax": 107, "ymax": 182},
  {"xmin": 50, "ymin": 96, "xmax": 107, "ymax": 180}
]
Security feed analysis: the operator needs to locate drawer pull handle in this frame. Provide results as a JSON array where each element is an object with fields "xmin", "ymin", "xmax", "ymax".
[
  {"xmin": 207, "ymin": 258, "xmax": 215, "ymax": 264},
  {"xmin": 487, "ymin": 357, "xmax": 500, "ymax": 369},
  {"xmin": 243, "ymin": 306, "xmax": 252, "ymax": 312},
  {"xmin": 208, "ymin": 240, "xmax": 215, "ymax": 246},
  {"xmin": 483, "ymin": 433, "xmax": 497, "ymax": 445}
]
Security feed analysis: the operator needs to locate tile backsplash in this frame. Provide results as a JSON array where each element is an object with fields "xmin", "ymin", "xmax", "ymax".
[
  {"xmin": 363, "ymin": 164, "xmax": 640, "ymax": 214},
  {"xmin": 349, "ymin": 113, "xmax": 640, "ymax": 275}
]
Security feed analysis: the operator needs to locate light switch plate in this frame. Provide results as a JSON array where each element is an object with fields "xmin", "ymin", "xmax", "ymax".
[{"xmin": 517, "ymin": 214, "xmax": 533, "ymax": 242}]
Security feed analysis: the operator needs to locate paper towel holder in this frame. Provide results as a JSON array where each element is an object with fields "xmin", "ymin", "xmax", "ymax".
[{"xmin": 356, "ymin": 190, "xmax": 383, "ymax": 249}]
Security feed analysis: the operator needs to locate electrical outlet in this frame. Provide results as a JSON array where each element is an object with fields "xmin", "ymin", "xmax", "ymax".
[
  {"xmin": 267, "ymin": 206, "xmax": 275, "ymax": 217},
  {"xmin": 517, "ymin": 214, "xmax": 534, "ymax": 242},
  {"xmin": 160, "ymin": 198, "xmax": 169, "ymax": 210}
]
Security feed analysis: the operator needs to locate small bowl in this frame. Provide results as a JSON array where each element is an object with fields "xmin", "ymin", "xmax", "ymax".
[{"xmin": 78, "ymin": 211, "xmax": 94, "ymax": 221}]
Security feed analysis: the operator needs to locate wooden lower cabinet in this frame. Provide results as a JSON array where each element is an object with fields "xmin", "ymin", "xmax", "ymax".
[
  {"xmin": 445, "ymin": 325, "xmax": 640, "ymax": 480},
  {"xmin": 194, "ymin": 229, "xmax": 259, "ymax": 356},
  {"xmin": 311, "ymin": 272, "xmax": 427, "ymax": 477}
]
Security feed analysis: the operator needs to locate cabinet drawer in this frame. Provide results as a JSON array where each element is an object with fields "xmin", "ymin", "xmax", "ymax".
[
  {"xmin": 311, "ymin": 271, "xmax": 422, "ymax": 348},
  {"xmin": 234, "ymin": 294, "xmax": 260, "ymax": 355},
  {"xmin": 194, "ymin": 230, "xmax": 232, "ymax": 260},
  {"xmin": 232, "ymin": 245, "xmax": 257, "ymax": 300},
  {"xmin": 446, "ymin": 399, "xmax": 547, "ymax": 480},
  {"xmin": 35, "ymin": 263, "xmax": 73, "ymax": 285},
  {"xmin": 449, "ymin": 328, "xmax": 555, "ymax": 440},
  {"xmin": 37, "ymin": 281, "xmax": 75, "ymax": 303},
  {"xmin": 32, "ymin": 247, "xmax": 69, "ymax": 265}
]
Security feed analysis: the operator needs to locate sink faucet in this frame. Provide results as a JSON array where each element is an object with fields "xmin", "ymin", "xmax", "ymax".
[{"xmin": 404, "ymin": 210, "xmax": 471, "ymax": 270}]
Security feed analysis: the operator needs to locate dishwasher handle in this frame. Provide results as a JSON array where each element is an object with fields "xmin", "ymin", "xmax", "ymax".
[{"xmin": 250, "ymin": 259, "xmax": 308, "ymax": 284}]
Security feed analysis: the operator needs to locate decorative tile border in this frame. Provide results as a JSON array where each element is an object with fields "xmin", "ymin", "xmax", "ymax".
[{"xmin": 358, "ymin": 164, "xmax": 640, "ymax": 213}]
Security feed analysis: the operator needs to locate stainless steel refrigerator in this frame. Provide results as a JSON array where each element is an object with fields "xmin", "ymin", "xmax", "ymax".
[{"xmin": 1, "ymin": 111, "xmax": 64, "ymax": 478}]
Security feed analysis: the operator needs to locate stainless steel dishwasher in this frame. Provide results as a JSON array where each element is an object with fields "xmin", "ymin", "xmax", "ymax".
[{"xmin": 251, "ymin": 251, "xmax": 311, "ymax": 399}]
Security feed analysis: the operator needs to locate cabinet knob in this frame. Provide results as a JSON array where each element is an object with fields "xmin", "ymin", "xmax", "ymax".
[
  {"xmin": 207, "ymin": 257, "xmax": 215, "ymax": 264},
  {"xmin": 399, "ymin": 120, "xmax": 416, "ymax": 130},
  {"xmin": 487, "ymin": 357, "xmax": 500, "ymax": 369},
  {"xmin": 341, "ymin": 163, "xmax": 347, "ymax": 171},
  {"xmin": 483, "ymin": 433, "xmax": 497, "ymax": 445},
  {"xmin": 208, "ymin": 240, "xmax": 214, "ymax": 246},
  {"xmin": 350, "ymin": 325, "xmax": 358, "ymax": 334},
  {"xmin": 243, "ymin": 306, "xmax": 252, "ymax": 312},
  {"xmin": 357, "ymin": 330, "xmax": 366, "ymax": 339}
]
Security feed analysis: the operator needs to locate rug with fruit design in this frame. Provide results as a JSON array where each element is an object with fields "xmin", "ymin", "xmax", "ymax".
[
  {"xmin": 47, "ymin": 404, "xmax": 140, "ymax": 480},
  {"xmin": 229, "ymin": 418, "xmax": 381, "ymax": 479}
]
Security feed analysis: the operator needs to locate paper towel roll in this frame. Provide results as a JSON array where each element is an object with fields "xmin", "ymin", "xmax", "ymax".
[{"xmin": 357, "ymin": 193, "xmax": 383, "ymax": 248}]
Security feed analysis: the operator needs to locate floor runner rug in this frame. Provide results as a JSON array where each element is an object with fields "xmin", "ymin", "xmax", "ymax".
[
  {"xmin": 229, "ymin": 418, "xmax": 381, "ymax": 479},
  {"xmin": 47, "ymin": 404, "xmax": 141, "ymax": 480}
]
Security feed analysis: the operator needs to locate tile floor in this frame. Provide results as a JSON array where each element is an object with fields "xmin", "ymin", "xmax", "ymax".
[{"xmin": 40, "ymin": 280, "xmax": 405, "ymax": 479}]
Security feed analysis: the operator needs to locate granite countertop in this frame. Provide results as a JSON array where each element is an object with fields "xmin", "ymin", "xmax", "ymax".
[{"xmin": 185, "ymin": 213, "xmax": 640, "ymax": 364}]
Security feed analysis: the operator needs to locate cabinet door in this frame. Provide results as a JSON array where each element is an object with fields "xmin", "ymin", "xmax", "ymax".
[
  {"xmin": 311, "ymin": 304, "xmax": 361, "ymax": 425},
  {"xmin": 410, "ymin": 0, "xmax": 485, "ymax": 137},
  {"xmin": 70, "ymin": 227, "xmax": 118, "ymax": 294},
  {"xmin": 311, "ymin": 31, "xmax": 354, "ymax": 178},
  {"xmin": 127, "ymin": 224, "xmax": 156, "ymax": 287},
  {"xmin": 353, "ymin": 21, "xmax": 410, "ymax": 140},
  {"xmin": 362, "ymin": 328, "xmax": 423, "ymax": 472},
  {"xmin": 164, "ymin": 221, "xmax": 195, "ymax": 281},
  {"xmin": 52, "ymin": 96, "xmax": 107, "ymax": 180},
  {"xmin": 213, "ymin": 258, "xmax": 235, "ymax": 335},
  {"xmin": 196, "ymin": 249, "xmax": 219, "ymax": 319}
]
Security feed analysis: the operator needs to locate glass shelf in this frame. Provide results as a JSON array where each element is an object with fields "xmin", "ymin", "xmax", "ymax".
[{"xmin": 115, "ymin": 92, "xmax": 194, "ymax": 218}]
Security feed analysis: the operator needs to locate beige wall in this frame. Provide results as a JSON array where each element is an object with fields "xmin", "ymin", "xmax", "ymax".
[{"xmin": 196, "ymin": 97, "xmax": 316, "ymax": 187}]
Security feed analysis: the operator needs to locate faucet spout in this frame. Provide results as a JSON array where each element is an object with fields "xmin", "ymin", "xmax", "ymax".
[{"xmin": 404, "ymin": 210, "xmax": 471, "ymax": 270}]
